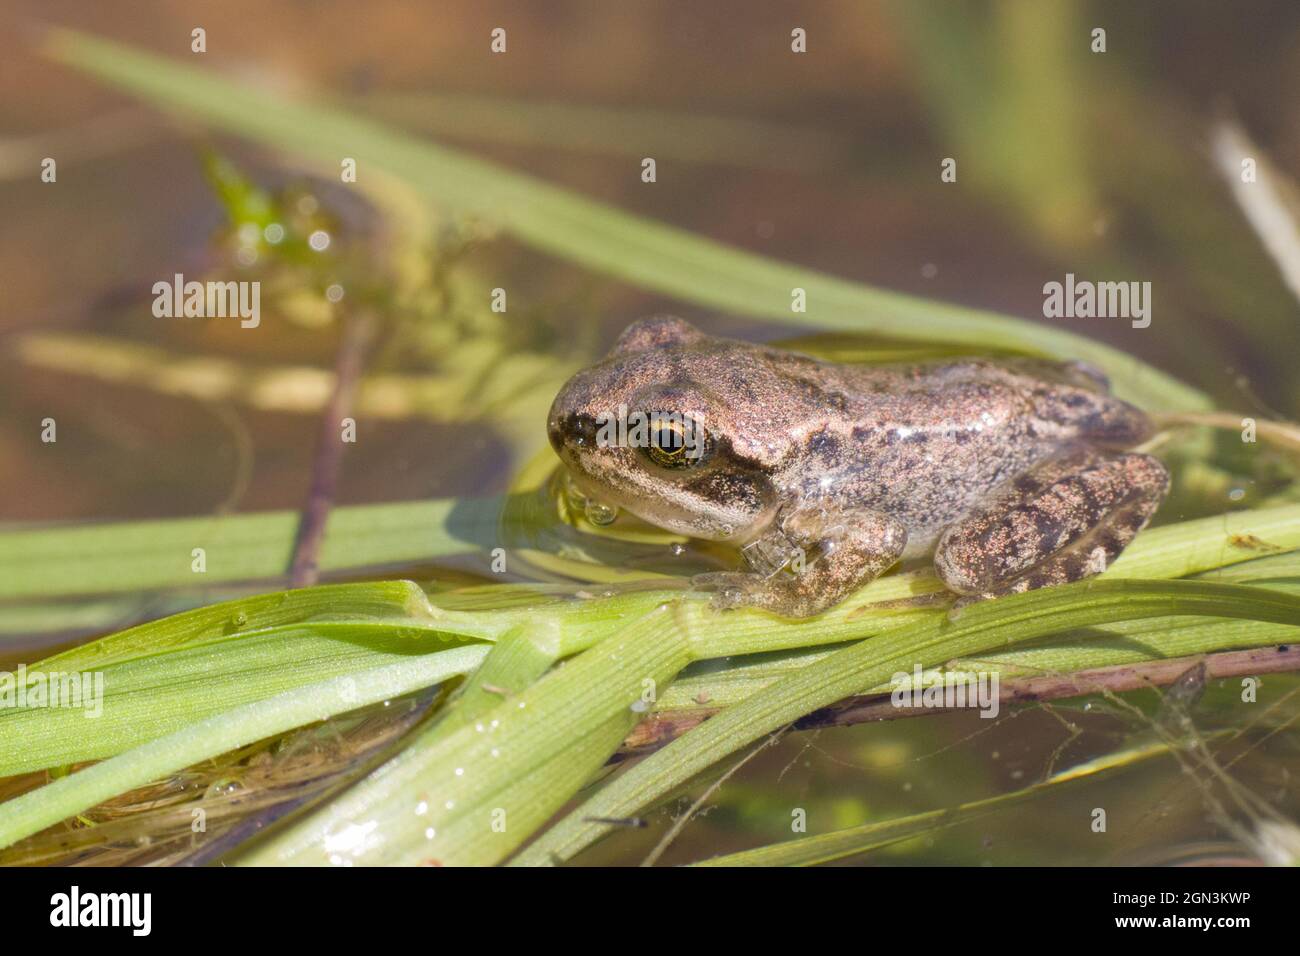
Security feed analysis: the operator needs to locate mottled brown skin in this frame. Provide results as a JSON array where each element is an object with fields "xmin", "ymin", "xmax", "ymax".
[{"xmin": 547, "ymin": 317, "xmax": 1170, "ymax": 618}]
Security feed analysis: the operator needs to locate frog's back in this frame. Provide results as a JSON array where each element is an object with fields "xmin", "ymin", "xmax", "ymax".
[{"xmin": 778, "ymin": 356, "xmax": 1152, "ymax": 552}]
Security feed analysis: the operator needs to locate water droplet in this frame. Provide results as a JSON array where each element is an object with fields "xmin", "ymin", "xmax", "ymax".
[
  {"xmin": 415, "ymin": 801, "xmax": 428, "ymax": 816},
  {"xmin": 585, "ymin": 500, "xmax": 618, "ymax": 526},
  {"xmin": 425, "ymin": 827, "xmax": 436, "ymax": 840},
  {"xmin": 203, "ymin": 779, "xmax": 242, "ymax": 800},
  {"xmin": 454, "ymin": 767, "xmax": 465, "ymax": 777},
  {"xmin": 669, "ymin": 542, "xmax": 687, "ymax": 557}
]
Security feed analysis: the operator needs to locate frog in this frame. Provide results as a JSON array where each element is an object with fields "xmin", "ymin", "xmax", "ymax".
[{"xmin": 546, "ymin": 316, "xmax": 1170, "ymax": 618}]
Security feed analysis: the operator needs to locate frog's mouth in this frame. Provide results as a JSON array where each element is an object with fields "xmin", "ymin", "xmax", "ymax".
[
  {"xmin": 563, "ymin": 465, "xmax": 755, "ymax": 542},
  {"xmin": 551, "ymin": 447, "xmax": 777, "ymax": 547}
]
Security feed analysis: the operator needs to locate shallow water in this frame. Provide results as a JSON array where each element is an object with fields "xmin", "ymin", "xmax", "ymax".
[{"xmin": 2, "ymin": 0, "xmax": 1298, "ymax": 866}]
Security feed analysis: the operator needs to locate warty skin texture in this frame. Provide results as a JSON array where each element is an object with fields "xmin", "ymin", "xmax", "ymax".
[{"xmin": 548, "ymin": 317, "xmax": 1168, "ymax": 617}]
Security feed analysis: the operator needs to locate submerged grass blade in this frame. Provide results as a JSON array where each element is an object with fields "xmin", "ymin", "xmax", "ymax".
[
  {"xmin": 235, "ymin": 604, "xmax": 696, "ymax": 866},
  {"xmin": 0, "ymin": 582, "xmax": 485, "ymax": 775},
  {"xmin": 2, "ymin": 500, "xmax": 1294, "ymax": 858},
  {"xmin": 512, "ymin": 579, "xmax": 1300, "ymax": 865},
  {"xmin": 353, "ymin": 91, "xmax": 858, "ymax": 172},
  {"xmin": 692, "ymin": 741, "xmax": 1175, "ymax": 866},
  {"xmin": 0, "ymin": 645, "xmax": 490, "ymax": 851},
  {"xmin": 38, "ymin": 27, "xmax": 1207, "ymax": 412}
]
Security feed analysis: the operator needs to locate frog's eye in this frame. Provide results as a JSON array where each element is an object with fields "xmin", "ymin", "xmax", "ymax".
[{"xmin": 643, "ymin": 416, "xmax": 712, "ymax": 469}]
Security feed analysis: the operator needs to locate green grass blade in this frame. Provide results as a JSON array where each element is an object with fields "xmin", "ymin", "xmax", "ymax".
[
  {"xmin": 0, "ymin": 582, "xmax": 485, "ymax": 775},
  {"xmin": 0, "ymin": 645, "xmax": 490, "ymax": 851},
  {"xmin": 692, "ymin": 741, "xmax": 1174, "ymax": 866},
  {"xmin": 235, "ymin": 604, "xmax": 696, "ymax": 866},
  {"xmin": 37, "ymin": 580, "xmax": 444, "ymax": 672},
  {"xmin": 512, "ymin": 579, "xmax": 1300, "ymax": 865},
  {"xmin": 353, "ymin": 91, "xmax": 857, "ymax": 172},
  {"xmin": 0, "ymin": 497, "xmax": 504, "ymax": 601},
  {"xmin": 38, "ymin": 27, "xmax": 1207, "ymax": 412}
]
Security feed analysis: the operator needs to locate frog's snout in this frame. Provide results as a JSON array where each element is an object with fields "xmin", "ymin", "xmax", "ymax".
[
  {"xmin": 546, "ymin": 413, "xmax": 564, "ymax": 453},
  {"xmin": 547, "ymin": 409, "xmax": 600, "ymax": 455}
]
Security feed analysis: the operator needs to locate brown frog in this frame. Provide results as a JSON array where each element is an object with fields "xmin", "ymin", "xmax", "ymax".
[{"xmin": 546, "ymin": 317, "xmax": 1169, "ymax": 617}]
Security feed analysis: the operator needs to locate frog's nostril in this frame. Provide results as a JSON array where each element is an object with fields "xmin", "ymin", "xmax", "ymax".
[{"xmin": 548, "ymin": 412, "xmax": 599, "ymax": 452}]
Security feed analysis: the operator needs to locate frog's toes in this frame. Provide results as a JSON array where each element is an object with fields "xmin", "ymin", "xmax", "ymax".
[
  {"xmin": 945, "ymin": 591, "xmax": 995, "ymax": 621},
  {"xmin": 690, "ymin": 571, "xmax": 765, "ymax": 611}
]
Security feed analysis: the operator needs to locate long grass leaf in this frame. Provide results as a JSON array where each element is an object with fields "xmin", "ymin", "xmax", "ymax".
[{"xmin": 38, "ymin": 28, "xmax": 1207, "ymax": 412}]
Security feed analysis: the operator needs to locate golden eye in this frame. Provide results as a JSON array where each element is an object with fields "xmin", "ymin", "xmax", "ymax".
[{"xmin": 643, "ymin": 418, "xmax": 711, "ymax": 469}]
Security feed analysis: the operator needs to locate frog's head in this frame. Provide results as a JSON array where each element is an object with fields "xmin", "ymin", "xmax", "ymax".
[{"xmin": 547, "ymin": 317, "xmax": 780, "ymax": 542}]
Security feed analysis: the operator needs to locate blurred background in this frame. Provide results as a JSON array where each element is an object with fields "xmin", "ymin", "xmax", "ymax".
[
  {"xmin": 2, "ymin": 0, "xmax": 1298, "ymax": 525},
  {"xmin": 0, "ymin": 1, "xmax": 1298, "ymax": 865}
]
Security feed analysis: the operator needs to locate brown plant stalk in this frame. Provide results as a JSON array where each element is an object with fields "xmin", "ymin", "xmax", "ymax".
[{"xmin": 618, "ymin": 643, "xmax": 1300, "ymax": 756}]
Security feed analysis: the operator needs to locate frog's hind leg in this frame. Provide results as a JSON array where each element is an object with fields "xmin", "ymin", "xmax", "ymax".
[{"xmin": 933, "ymin": 448, "xmax": 1169, "ymax": 599}]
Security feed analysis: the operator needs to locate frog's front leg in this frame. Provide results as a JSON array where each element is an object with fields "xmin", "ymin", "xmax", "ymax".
[
  {"xmin": 934, "ymin": 447, "xmax": 1169, "ymax": 600},
  {"xmin": 694, "ymin": 501, "xmax": 907, "ymax": 618}
]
